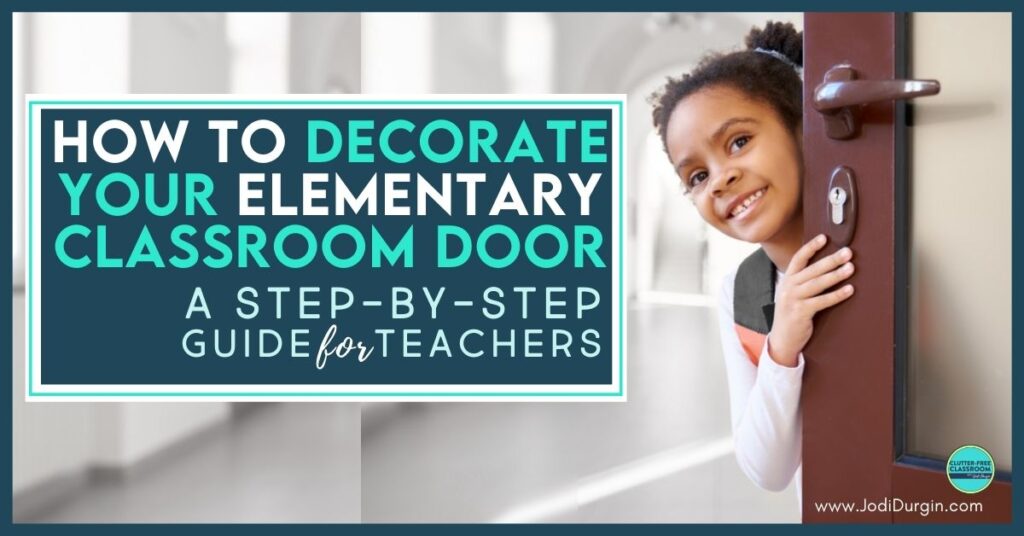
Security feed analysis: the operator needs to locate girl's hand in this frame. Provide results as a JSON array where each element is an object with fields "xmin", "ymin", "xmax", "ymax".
[{"xmin": 767, "ymin": 234, "xmax": 855, "ymax": 367}]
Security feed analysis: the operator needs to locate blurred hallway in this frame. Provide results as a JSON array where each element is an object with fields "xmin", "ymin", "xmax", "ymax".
[{"xmin": 13, "ymin": 12, "xmax": 800, "ymax": 523}]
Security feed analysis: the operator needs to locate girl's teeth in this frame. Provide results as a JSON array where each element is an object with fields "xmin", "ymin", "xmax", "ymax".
[{"xmin": 731, "ymin": 189, "xmax": 764, "ymax": 217}]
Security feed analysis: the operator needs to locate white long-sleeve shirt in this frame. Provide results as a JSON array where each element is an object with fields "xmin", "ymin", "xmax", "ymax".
[{"xmin": 717, "ymin": 267, "xmax": 804, "ymax": 495}]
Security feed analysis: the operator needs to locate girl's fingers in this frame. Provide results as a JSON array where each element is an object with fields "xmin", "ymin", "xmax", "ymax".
[
  {"xmin": 806, "ymin": 284, "xmax": 855, "ymax": 312},
  {"xmin": 793, "ymin": 246, "xmax": 852, "ymax": 285},
  {"xmin": 787, "ymin": 234, "xmax": 827, "ymax": 275},
  {"xmin": 797, "ymin": 261, "xmax": 855, "ymax": 297}
]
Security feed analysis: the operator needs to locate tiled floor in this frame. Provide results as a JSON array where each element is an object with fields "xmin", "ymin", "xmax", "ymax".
[
  {"xmin": 20, "ymin": 303, "xmax": 798, "ymax": 523},
  {"xmin": 24, "ymin": 403, "xmax": 362, "ymax": 523}
]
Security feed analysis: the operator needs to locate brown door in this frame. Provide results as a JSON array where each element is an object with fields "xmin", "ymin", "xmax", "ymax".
[{"xmin": 800, "ymin": 12, "xmax": 1011, "ymax": 523}]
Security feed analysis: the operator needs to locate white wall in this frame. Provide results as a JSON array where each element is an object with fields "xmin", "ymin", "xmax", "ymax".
[{"xmin": 12, "ymin": 294, "xmax": 95, "ymax": 492}]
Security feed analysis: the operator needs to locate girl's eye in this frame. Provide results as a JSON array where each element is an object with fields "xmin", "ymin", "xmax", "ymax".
[
  {"xmin": 688, "ymin": 170, "xmax": 708, "ymax": 189},
  {"xmin": 729, "ymin": 135, "xmax": 751, "ymax": 153}
]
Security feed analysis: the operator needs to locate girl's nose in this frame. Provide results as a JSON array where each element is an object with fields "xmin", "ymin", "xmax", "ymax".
[{"xmin": 710, "ymin": 168, "xmax": 741, "ymax": 197}]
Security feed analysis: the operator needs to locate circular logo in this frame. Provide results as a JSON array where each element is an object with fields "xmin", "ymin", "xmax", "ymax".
[{"xmin": 946, "ymin": 445, "xmax": 995, "ymax": 494}]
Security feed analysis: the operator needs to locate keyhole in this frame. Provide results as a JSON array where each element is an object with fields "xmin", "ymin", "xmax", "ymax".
[{"xmin": 830, "ymin": 187, "xmax": 847, "ymax": 224}]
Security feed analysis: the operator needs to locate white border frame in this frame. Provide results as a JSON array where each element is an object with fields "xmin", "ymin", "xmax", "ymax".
[{"xmin": 26, "ymin": 94, "xmax": 627, "ymax": 402}]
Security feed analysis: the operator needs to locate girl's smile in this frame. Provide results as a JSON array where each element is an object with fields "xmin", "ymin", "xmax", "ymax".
[{"xmin": 725, "ymin": 186, "xmax": 767, "ymax": 220}]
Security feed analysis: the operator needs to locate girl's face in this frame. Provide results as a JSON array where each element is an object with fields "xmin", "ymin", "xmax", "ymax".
[{"xmin": 664, "ymin": 85, "xmax": 803, "ymax": 245}]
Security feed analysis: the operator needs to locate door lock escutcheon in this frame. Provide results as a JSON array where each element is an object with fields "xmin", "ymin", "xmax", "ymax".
[{"xmin": 826, "ymin": 166, "xmax": 857, "ymax": 247}]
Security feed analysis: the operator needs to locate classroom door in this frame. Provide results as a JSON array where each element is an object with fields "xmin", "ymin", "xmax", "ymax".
[{"xmin": 800, "ymin": 12, "xmax": 1012, "ymax": 523}]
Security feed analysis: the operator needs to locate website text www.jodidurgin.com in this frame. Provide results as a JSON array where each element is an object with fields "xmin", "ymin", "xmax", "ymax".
[{"xmin": 813, "ymin": 498, "xmax": 983, "ymax": 517}]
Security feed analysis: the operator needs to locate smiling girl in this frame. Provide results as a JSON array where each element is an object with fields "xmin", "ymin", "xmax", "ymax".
[{"xmin": 650, "ymin": 22, "xmax": 855, "ymax": 494}]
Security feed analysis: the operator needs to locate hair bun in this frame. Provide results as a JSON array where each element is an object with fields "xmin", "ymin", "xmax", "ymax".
[{"xmin": 745, "ymin": 21, "xmax": 802, "ymax": 68}]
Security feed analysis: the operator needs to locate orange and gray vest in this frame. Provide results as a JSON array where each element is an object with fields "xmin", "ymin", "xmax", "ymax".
[{"xmin": 734, "ymin": 248, "xmax": 777, "ymax": 366}]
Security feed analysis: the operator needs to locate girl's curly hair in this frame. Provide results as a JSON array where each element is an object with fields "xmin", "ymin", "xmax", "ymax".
[{"xmin": 650, "ymin": 21, "xmax": 803, "ymax": 154}]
